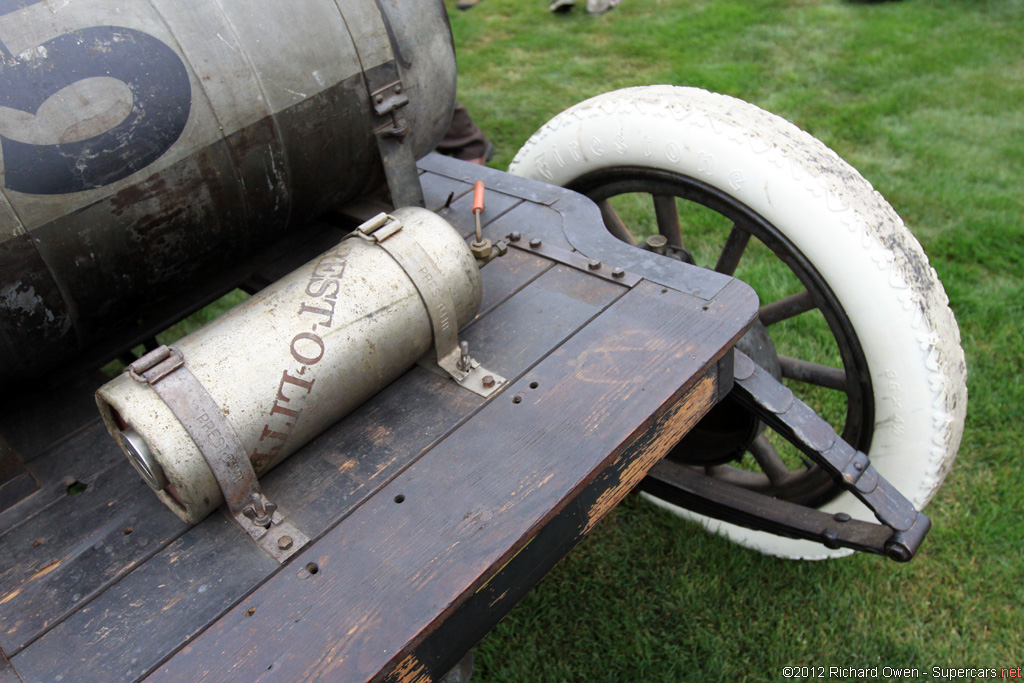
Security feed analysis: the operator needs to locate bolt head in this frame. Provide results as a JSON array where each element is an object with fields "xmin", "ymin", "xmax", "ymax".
[
  {"xmin": 611, "ymin": 267, "xmax": 625, "ymax": 278},
  {"xmin": 529, "ymin": 238, "xmax": 542, "ymax": 249},
  {"xmin": 508, "ymin": 231, "xmax": 522, "ymax": 242},
  {"xmin": 587, "ymin": 259, "xmax": 602, "ymax": 270},
  {"xmin": 482, "ymin": 375, "xmax": 495, "ymax": 388},
  {"xmin": 277, "ymin": 535, "xmax": 294, "ymax": 551}
]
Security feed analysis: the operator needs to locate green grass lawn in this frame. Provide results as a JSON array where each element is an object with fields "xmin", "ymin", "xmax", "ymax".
[{"xmin": 446, "ymin": 0, "xmax": 1024, "ymax": 680}]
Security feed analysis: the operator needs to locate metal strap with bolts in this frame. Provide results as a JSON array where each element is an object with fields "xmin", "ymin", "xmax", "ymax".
[
  {"xmin": 350, "ymin": 213, "xmax": 505, "ymax": 397},
  {"xmin": 335, "ymin": 1, "xmax": 424, "ymax": 208},
  {"xmin": 128, "ymin": 346, "xmax": 310, "ymax": 563},
  {"xmin": 728, "ymin": 349, "xmax": 929, "ymax": 560},
  {"xmin": 643, "ymin": 349, "xmax": 930, "ymax": 561}
]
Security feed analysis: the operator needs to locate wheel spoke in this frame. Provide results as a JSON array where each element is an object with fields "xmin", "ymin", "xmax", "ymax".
[
  {"xmin": 758, "ymin": 290, "xmax": 816, "ymax": 327},
  {"xmin": 778, "ymin": 355, "xmax": 847, "ymax": 391},
  {"xmin": 652, "ymin": 194, "xmax": 683, "ymax": 248},
  {"xmin": 749, "ymin": 435, "xmax": 792, "ymax": 486},
  {"xmin": 597, "ymin": 199, "xmax": 635, "ymax": 245},
  {"xmin": 714, "ymin": 224, "xmax": 751, "ymax": 275}
]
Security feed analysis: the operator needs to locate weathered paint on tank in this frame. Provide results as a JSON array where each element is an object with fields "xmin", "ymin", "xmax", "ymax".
[{"xmin": 0, "ymin": 0, "xmax": 457, "ymax": 387}]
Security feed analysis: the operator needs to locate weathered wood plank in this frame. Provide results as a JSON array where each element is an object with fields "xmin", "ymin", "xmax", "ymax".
[
  {"xmin": 485, "ymin": 201, "xmax": 577, "ymax": 252},
  {"xmin": 0, "ymin": 649, "xmax": 22, "ymax": 683},
  {"xmin": 475, "ymin": 247, "xmax": 553, "ymax": 320},
  {"xmin": 459, "ymin": 264, "xmax": 622, "ymax": 379},
  {"xmin": 0, "ymin": 373, "xmax": 104, "ymax": 464},
  {"xmin": 0, "ymin": 437, "xmax": 36, "ymax": 515},
  {"xmin": 0, "ymin": 461, "xmax": 187, "ymax": 655},
  {"xmin": 0, "ymin": 421, "xmax": 126, "ymax": 539},
  {"xmin": 10, "ymin": 513, "xmax": 279, "ymax": 683},
  {"xmin": 388, "ymin": 367, "xmax": 719, "ymax": 682},
  {"xmin": 148, "ymin": 280, "xmax": 754, "ymax": 682},
  {"xmin": 418, "ymin": 172, "xmax": 472, "ymax": 214}
]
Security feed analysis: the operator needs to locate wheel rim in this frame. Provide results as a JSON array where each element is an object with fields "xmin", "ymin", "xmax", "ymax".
[{"xmin": 569, "ymin": 167, "xmax": 875, "ymax": 507}]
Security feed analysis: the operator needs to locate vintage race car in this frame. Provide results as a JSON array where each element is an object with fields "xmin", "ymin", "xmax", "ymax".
[{"xmin": 0, "ymin": 1, "xmax": 965, "ymax": 681}]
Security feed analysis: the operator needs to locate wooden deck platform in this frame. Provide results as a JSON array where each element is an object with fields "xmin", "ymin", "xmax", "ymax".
[{"xmin": 0, "ymin": 155, "xmax": 757, "ymax": 682}]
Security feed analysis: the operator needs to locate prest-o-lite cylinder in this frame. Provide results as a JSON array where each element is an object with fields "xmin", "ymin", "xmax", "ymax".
[{"xmin": 96, "ymin": 208, "xmax": 481, "ymax": 524}]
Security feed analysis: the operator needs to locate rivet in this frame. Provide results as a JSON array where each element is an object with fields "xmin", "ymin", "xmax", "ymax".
[
  {"xmin": 833, "ymin": 512, "xmax": 852, "ymax": 523},
  {"xmin": 375, "ymin": 95, "xmax": 384, "ymax": 104},
  {"xmin": 646, "ymin": 235, "xmax": 668, "ymax": 254}
]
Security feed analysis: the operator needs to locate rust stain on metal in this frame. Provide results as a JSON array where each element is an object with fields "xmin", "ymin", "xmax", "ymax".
[{"xmin": 583, "ymin": 374, "xmax": 716, "ymax": 536}]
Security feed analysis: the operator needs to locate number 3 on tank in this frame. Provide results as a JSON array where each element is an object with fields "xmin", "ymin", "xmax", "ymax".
[{"xmin": 0, "ymin": 4, "xmax": 191, "ymax": 195}]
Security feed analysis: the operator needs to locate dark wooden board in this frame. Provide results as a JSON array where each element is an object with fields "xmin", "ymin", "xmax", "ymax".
[
  {"xmin": 10, "ymin": 513, "xmax": 279, "ymax": 683},
  {"xmin": 418, "ymin": 155, "xmax": 566, "ymax": 208},
  {"xmin": 417, "ymin": 172, "xmax": 473, "ymax": 214},
  {"xmin": 0, "ymin": 437, "xmax": 36, "ymax": 514},
  {"xmin": 0, "ymin": 422, "xmax": 126, "ymax": 538},
  {"xmin": 0, "ymin": 372, "xmax": 104, "ymax": 465},
  {"xmin": 474, "ymin": 247, "xmax": 553, "ymax": 320},
  {"xmin": 390, "ymin": 365, "xmax": 719, "ymax": 682},
  {"xmin": 0, "ymin": 458, "xmax": 187, "ymax": 655},
  {"xmin": 485, "ymin": 201, "xmax": 577, "ymax": 253},
  {"xmin": 148, "ymin": 279, "xmax": 754, "ymax": 682},
  {"xmin": 0, "ymin": 650, "xmax": 22, "ymax": 683}
]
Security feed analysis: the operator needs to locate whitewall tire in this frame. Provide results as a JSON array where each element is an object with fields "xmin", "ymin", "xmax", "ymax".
[{"xmin": 510, "ymin": 86, "xmax": 967, "ymax": 560}]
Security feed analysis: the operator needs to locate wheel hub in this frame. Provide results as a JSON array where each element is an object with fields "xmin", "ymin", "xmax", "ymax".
[{"xmin": 667, "ymin": 321, "xmax": 780, "ymax": 467}]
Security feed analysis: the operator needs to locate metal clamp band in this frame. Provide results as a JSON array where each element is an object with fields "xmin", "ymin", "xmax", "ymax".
[
  {"xmin": 352, "ymin": 214, "xmax": 505, "ymax": 397},
  {"xmin": 335, "ymin": 0, "xmax": 424, "ymax": 208},
  {"xmin": 128, "ymin": 346, "xmax": 309, "ymax": 563}
]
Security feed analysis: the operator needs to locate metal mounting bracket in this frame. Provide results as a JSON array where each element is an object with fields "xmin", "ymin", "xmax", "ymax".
[
  {"xmin": 351, "ymin": 213, "xmax": 506, "ymax": 398},
  {"xmin": 128, "ymin": 346, "xmax": 310, "ymax": 563},
  {"xmin": 642, "ymin": 350, "xmax": 930, "ymax": 561}
]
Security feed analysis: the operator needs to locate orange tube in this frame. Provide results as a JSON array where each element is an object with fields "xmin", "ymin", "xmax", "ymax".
[{"xmin": 473, "ymin": 180, "xmax": 485, "ymax": 214}]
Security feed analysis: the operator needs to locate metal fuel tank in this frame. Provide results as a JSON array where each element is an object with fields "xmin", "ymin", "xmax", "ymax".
[
  {"xmin": 0, "ymin": 0, "xmax": 456, "ymax": 388},
  {"xmin": 96, "ymin": 208, "xmax": 482, "ymax": 525}
]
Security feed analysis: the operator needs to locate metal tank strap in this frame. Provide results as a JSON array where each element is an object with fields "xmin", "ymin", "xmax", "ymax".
[
  {"xmin": 335, "ymin": 2, "xmax": 425, "ymax": 208},
  {"xmin": 349, "ymin": 213, "xmax": 505, "ymax": 398},
  {"xmin": 128, "ymin": 346, "xmax": 309, "ymax": 563}
]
